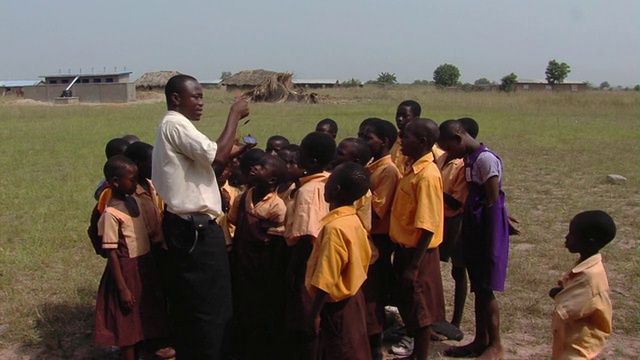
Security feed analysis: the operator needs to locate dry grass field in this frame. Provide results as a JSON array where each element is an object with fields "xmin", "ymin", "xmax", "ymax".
[{"xmin": 0, "ymin": 87, "xmax": 637, "ymax": 359}]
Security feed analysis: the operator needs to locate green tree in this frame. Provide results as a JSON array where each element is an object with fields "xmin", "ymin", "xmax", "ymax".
[
  {"xmin": 220, "ymin": 71, "xmax": 232, "ymax": 80},
  {"xmin": 412, "ymin": 79, "xmax": 431, "ymax": 86},
  {"xmin": 545, "ymin": 60, "xmax": 571, "ymax": 84},
  {"xmin": 634, "ymin": 85, "xmax": 640, "ymax": 91},
  {"xmin": 433, "ymin": 63, "xmax": 461, "ymax": 87},
  {"xmin": 599, "ymin": 81, "xmax": 610, "ymax": 89},
  {"xmin": 474, "ymin": 77, "xmax": 491, "ymax": 85},
  {"xmin": 499, "ymin": 73, "xmax": 518, "ymax": 92},
  {"xmin": 341, "ymin": 78, "xmax": 362, "ymax": 88},
  {"xmin": 375, "ymin": 72, "xmax": 398, "ymax": 85}
]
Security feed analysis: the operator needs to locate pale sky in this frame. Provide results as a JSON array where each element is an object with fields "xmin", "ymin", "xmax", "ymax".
[{"xmin": 1, "ymin": 0, "xmax": 638, "ymax": 86}]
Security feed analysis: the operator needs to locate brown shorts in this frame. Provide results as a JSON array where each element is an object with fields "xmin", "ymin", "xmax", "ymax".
[
  {"xmin": 320, "ymin": 290, "xmax": 371, "ymax": 360},
  {"xmin": 439, "ymin": 215, "xmax": 465, "ymax": 267},
  {"xmin": 393, "ymin": 246, "xmax": 446, "ymax": 335}
]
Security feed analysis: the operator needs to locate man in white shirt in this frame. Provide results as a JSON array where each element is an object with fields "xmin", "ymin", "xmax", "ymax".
[{"xmin": 153, "ymin": 74, "xmax": 249, "ymax": 359}]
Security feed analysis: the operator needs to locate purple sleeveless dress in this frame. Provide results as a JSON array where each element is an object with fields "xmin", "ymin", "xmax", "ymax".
[{"xmin": 462, "ymin": 144, "xmax": 510, "ymax": 292}]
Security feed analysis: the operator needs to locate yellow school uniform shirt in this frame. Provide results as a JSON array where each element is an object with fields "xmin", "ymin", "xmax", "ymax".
[
  {"xmin": 354, "ymin": 190, "xmax": 372, "ymax": 233},
  {"xmin": 436, "ymin": 153, "xmax": 468, "ymax": 218},
  {"xmin": 390, "ymin": 135, "xmax": 444, "ymax": 175},
  {"xmin": 217, "ymin": 181, "xmax": 241, "ymax": 246},
  {"xmin": 389, "ymin": 152, "xmax": 444, "ymax": 249},
  {"xmin": 305, "ymin": 205, "xmax": 372, "ymax": 302},
  {"xmin": 284, "ymin": 172, "xmax": 330, "ymax": 246},
  {"xmin": 552, "ymin": 254, "xmax": 612, "ymax": 360},
  {"xmin": 367, "ymin": 155, "xmax": 401, "ymax": 235},
  {"xmin": 228, "ymin": 188, "xmax": 287, "ymax": 236}
]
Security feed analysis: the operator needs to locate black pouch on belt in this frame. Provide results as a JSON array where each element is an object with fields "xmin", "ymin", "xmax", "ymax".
[{"xmin": 190, "ymin": 213, "xmax": 211, "ymax": 230}]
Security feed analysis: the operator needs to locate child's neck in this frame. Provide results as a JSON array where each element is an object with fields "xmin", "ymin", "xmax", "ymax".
[
  {"xmin": 277, "ymin": 181, "xmax": 293, "ymax": 193},
  {"xmin": 329, "ymin": 200, "xmax": 353, "ymax": 210},
  {"xmin": 465, "ymin": 136, "xmax": 482, "ymax": 155},
  {"xmin": 373, "ymin": 149, "xmax": 389, "ymax": 161},
  {"xmin": 409, "ymin": 147, "xmax": 431, "ymax": 162},
  {"xmin": 252, "ymin": 184, "xmax": 275, "ymax": 205},
  {"xmin": 578, "ymin": 250, "xmax": 598, "ymax": 263},
  {"xmin": 304, "ymin": 166, "xmax": 325, "ymax": 177}
]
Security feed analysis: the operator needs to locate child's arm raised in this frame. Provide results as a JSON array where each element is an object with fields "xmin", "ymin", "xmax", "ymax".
[
  {"xmin": 106, "ymin": 250, "xmax": 136, "ymax": 310},
  {"xmin": 401, "ymin": 229, "xmax": 434, "ymax": 288}
]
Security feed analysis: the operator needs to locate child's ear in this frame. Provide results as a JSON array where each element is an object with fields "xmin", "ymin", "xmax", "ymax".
[{"xmin": 268, "ymin": 176, "xmax": 278, "ymax": 186}]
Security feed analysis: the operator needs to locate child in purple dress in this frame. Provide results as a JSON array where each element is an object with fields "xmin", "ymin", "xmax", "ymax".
[{"xmin": 437, "ymin": 120, "xmax": 509, "ymax": 360}]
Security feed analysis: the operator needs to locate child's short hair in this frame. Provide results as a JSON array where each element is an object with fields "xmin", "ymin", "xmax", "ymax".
[
  {"xmin": 438, "ymin": 119, "xmax": 466, "ymax": 141},
  {"xmin": 359, "ymin": 117, "xmax": 380, "ymax": 130},
  {"xmin": 458, "ymin": 117, "xmax": 479, "ymax": 139},
  {"xmin": 105, "ymin": 138, "xmax": 130, "ymax": 159},
  {"xmin": 316, "ymin": 118, "xmax": 338, "ymax": 135},
  {"xmin": 261, "ymin": 155, "xmax": 288, "ymax": 185},
  {"xmin": 330, "ymin": 162, "xmax": 370, "ymax": 203},
  {"xmin": 398, "ymin": 100, "xmax": 421, "ymax": 117},
  {"xmin": 104, "ymin": 155, "xmax": 136, "ymax": 180},
  {"xmin": 367, "ymin": 119, "xmax": 398, "ymax": 147},
  {"xmin": 267, "ymin": 135, "xmax": 290, "ymax": 146},
  {"xmin": 571, "ymin": 210, "xmax": 616, "ymax": 248},
  {"xmin": 339, "ymin": 138, "xmax": 372, "ymax": 165},
  {"xmin": 239, "ymin": 148, "xmax": 266, "ymax": 174},
  {"xmin": 124, "ymin": 141, "xmax": 153, "ymax": 164},
  {"xmin": 122, "ymin": 134, "xmax": 140, "ymax": 144},
  {"xmin": 408, "ymin": 118, "xmax": 439, "ymax": 146},
  {"xmin": 278, "ymin": 144, "xmax": 300, "ymax": 155},
  {"xmin": 300, "ymin": 132, "xmax": 336, "ymax": 167}
]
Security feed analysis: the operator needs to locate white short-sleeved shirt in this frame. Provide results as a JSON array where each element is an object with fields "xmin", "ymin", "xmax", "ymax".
[
  {"xmin": 468, "ymin": 150, "xmax": 503, "ymax": 185},
  {"xmin": 152, "ymin": 110, "xmax": 221, "ymax": 217}
]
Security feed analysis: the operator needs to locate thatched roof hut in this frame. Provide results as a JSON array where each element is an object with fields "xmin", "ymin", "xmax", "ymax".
[
  {"xmin": 221, "ymin": 69, "xmax": 281, "ymax": 89},
  {"xmin": 135, "ymin": 71, "xmax": 181, "ymax": 90}
]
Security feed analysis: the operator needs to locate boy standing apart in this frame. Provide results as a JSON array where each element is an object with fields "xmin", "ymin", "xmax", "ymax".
[
  {"xmin": 549, "ymin": 210, "xmax": 615, "ymax": 359},
  {"xmin": 306, "ymin": 162, "xmax": 372, "ymax": 360},
  {"xmin": 389, "ymin": 118, "xmax": 446, "ymax": 360}
]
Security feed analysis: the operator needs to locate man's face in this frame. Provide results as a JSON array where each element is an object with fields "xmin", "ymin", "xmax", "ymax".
[{"xmin": 177, "ymin": 80, "xmax": 204, "ymax": 121}]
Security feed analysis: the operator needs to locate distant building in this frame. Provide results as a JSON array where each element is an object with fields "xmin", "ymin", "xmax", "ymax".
[
  {"xmin": 514, "ymin": 79, "xmax": 588, "ymax": 92},
  {"xmin": 0, "ymin": 80, "xmax": 42, "ymax": 96},
  {"xmin": 293, "ymin": 79, "xmax": 339, "ymax": 89},
  {"xmin": 23, "ymin": 72, "xmax": 136, "ymax": 103}
]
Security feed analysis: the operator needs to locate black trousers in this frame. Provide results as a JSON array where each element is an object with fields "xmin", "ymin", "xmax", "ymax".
[{"xmin": 163, "ymin": 211, "xmax": 233, "ymax": 360}]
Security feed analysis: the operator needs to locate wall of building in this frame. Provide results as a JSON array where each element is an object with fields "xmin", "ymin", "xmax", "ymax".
[
  {"xmin": 23, "ymin": 83, "xmax": 136, "ymax": 103},
  {"xmin": 516, "ymin": 83, "xmax": 586, "ymax": 92}
]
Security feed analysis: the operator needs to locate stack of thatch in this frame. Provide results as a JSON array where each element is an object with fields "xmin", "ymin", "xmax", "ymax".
[
  {"xmin": 135, "ymin": 71, "xmax": 181, "ymax": 90},
  {"xmin": 223, "ymin": 69, "xmax": 318, "ymax": 103}
]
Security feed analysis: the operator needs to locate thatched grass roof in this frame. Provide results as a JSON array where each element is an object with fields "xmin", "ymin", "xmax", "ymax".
[
  {"xmin": 221, "ymin": 69, "xmax": 288, "ymax": 87},
  {"xmin": 135, "ymin": 71, "xmax": 181, "ymax": 89}
]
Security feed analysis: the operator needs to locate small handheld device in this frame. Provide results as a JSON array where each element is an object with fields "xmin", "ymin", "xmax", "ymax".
[{"xmin": 242, "ymin": 135, "xmax": 257, "ymax": 145}]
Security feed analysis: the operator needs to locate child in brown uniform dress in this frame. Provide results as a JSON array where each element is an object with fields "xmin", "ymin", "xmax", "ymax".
[
  {"xmin": 306, "ymin": 162, "xmax": 372, "ymax": 360},
  {"xmin": 228, "ymin": 155, "xmax": 289, "ymax": 359},
  {"xmin": 94, "ymin": 156, "xmax": 168, "ymax": 360}
]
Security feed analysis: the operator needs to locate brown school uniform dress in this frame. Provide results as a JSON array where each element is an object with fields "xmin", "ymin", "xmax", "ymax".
[
  {"xmin": 94, "ymin": 198, "xmax": 169, "ymax": 347},
  {"xmin": 228, "ymin": 188, "xmax": 288, "ymax": 359},
  {"xmin": 389, "ymin": 152, "xmax": 446, "ymax": 334},
  {"xmin": 306, "ymin": 205, "xmax": 372, "ymax": 360},
  {"xmin": 362, "ymin": 155, "xmax": 402, "ymax": 335}
]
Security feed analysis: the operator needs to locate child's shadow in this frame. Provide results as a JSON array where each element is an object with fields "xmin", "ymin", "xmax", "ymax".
[{"xmin": 33, "ymin": 286, "xmax": 118, "ymax": 359}]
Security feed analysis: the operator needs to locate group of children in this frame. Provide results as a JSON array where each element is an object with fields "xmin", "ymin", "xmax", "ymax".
[{"xmin": 91, "ymin": 99, "xmax": 617, "ymax": 360}]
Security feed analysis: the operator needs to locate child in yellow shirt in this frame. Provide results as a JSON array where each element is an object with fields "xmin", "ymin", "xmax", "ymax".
[
  {"xmin": 306, "ymin": 162, "xmax": 372, "ymax": 360},
  {"xmin": 549, "ymin": 210, "xmax": 615, "ymax": 359}
]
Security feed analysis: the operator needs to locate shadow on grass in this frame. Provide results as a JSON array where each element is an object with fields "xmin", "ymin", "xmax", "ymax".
[{"xmin": 32, "ymin": 286, "xmax": 118, "ymax": 360}]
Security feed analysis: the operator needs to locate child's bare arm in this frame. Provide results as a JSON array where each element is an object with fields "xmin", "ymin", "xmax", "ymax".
[
  {"xmin": 106, "ymin": 250, "xmax": 136, "ymax": 310},
  {"xmin": 483, "ymin": 175, "xmax": 500, "ymax": 207},
  {"xmin": 308, "ymin": 288, "xmax": 328, "ymax": 336},
  {"xmin": 402, "ymin": 230, "xmax": 434, "ymax": 287}
]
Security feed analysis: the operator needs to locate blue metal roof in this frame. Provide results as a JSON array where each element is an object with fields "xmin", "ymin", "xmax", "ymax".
[{"xmin": 0, "ymin": 80, "xmax": 42, "ymax": 87}]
